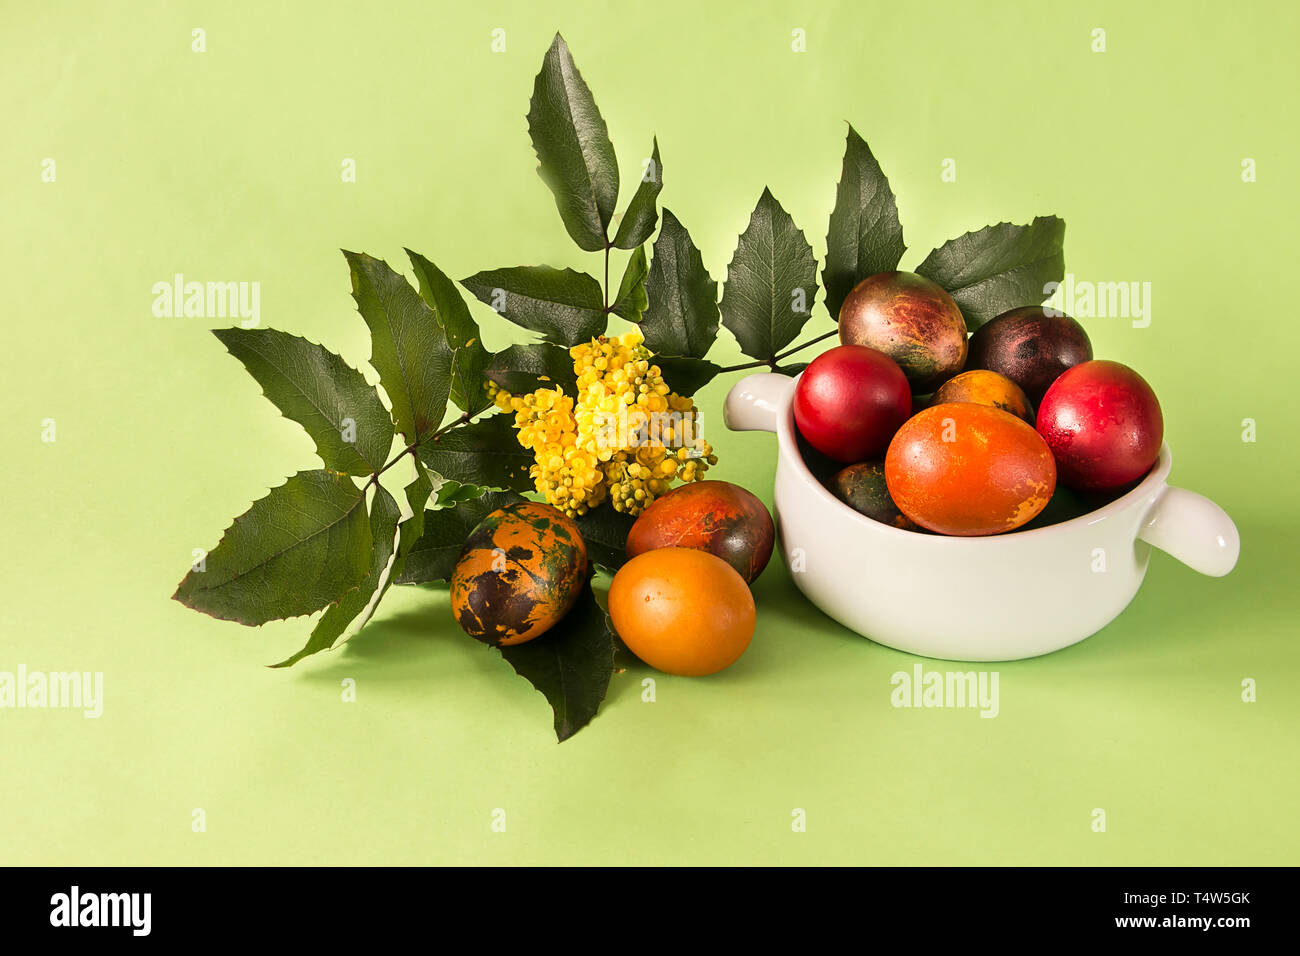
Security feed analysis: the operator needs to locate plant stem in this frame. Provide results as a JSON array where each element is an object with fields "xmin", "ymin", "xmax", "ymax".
[
  {"xmin": 603, "ymin": 242, "xmax": 611, "ymax": 312},
  {"xmin": 366, "ymin": 443, "xmax": 419, "ymax": 489},
  {"xmin": 716, "ymin": 328, "xmax": 839, "ymax": 373},
  {"xmin": 364, "ymin": 407, "xmax": 487, "ymax": 490},
  {"xmin": 427, "ymin": 411, "xmax": 473, "ymax": 442},
  {"xmin": 774, "ymin": 328, "xmax": 837, "ymax": 360},
  {"xmin": 716, "ymin": 357, "xmax": 771, "ymax": 373}
]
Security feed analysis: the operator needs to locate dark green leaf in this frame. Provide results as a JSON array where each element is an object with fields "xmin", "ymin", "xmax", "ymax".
[
  {"xmin": 450, "ymin": 348, "xmax": 493, "ymax": 415},
  {"xmin": 406, "ymin": 249, "xmax": 493, "ymax": 415},
  {"xmin": 527, "ymin": 33, "xmax": 619, "ymax": 251},
  {"xmin": 915, "ymin": 215, "xmax": 1067, "ymax": 331},
  {"xmin": 639, "ymin": 209, "xmax": 719, "ymax": 358},
  {"xmin": 212, "ymin": 328, "xmax": 393, "ymax": 476},
  {"xmin": 497, "ymin": 575, "xmax": 614, "ymax": 741},
  {"xmin": 461, "ymin": 266, "xmax": 605, "ymax": 347},
  {"xmin": 269, "ymin": 484, "xmax": 401, "ymax": 668},
  {"xmin": 485, "ymin": 343, "xmax": 578, "ymax": 395},
  {"xmin": 572, "ymin": 506, "xmax": 637, "ymax": 571},
  {"xmin": 173, "ymin": 470, "xmax": 372, "ymax": 626},
  {"xmin": 822, "ymin": 125, "xmax": 906, "ymax": 320},
  {"xmin": 394, "ymin": 460, "xmax": 436, "ymax": 567},
  {"xmin": 394, "ymin": 490, "xmax": 525, "ymax": 585},
  {"xmin": 610, "ymin": 245, "xmax": 649, "ymax": 321},
  {"xmin": 432, "ymin": 478, "xmax": 492, "ymax": 506},
  {"xmin": 416, "ymin": 413, "xmax": 534, "ymax": 493},
  {"xmin": 345, "ymin": 251, "xmax": 454, "ymax": 442},
  {"xmin": 612, "ymin": 139, "xmax": 662, "ymax": 250},
  {"xmin": 776, "ymin": 361, "xmax": 810, "ymax": 377},
  {"xmin": 654, "ymin": 354, "xmax": 722, "ymax": 397},
  {"xmin": 720, "ymin": 188, "xmax": 819, "ymax": 363}
]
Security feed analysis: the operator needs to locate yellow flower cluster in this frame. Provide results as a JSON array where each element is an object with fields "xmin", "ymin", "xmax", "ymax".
[{"xmin": 490, "ymin": 332, "xmax": 717, "ymax": 517}]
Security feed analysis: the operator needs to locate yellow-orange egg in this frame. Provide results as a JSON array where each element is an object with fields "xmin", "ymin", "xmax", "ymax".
[
  {"xmin": 607, "ymin": 548, "xmax": 755, "ymax": 676},
  {"xmin": 884, "ymin": 403, "xmax": 1056, "ymax": 535}
]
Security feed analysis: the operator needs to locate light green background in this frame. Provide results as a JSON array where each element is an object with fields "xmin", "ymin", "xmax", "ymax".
[{"xmin": 3, "ymin": 0, "xmax": 1297, "ymax": 865}]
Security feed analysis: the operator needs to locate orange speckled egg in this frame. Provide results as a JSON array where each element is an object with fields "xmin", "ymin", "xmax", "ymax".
[
  {"xmin": 450, "ymin": 501, "xmax": 588, "ymax": 645},
  {"xmin": 931, "ymin": 369, "xmax": 1034, "ymax": 424},
  {"xmin": 884, "ymin": 403, "xmax": 1056, "ymax": 536}
]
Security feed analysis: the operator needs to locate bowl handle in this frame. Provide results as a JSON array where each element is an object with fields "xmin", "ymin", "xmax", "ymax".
[
  {"xmin": 1138, "ymin": 485, "xmax": 1240, "ymax": 576},
  {"xmin": 723, "ymin": 372, "xmax": 793, "ymax": 434}
]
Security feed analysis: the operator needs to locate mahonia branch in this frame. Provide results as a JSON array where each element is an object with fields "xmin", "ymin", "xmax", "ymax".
[
  {"xmin": 716, "ymin": 328, "xmax": 838, "ymax": 373},
  {"xmin": 364, "ymin": 408, "xmax": 489, "ymax": 491}
]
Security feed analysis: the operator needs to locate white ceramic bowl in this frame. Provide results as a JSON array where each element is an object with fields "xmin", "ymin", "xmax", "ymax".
[{"xmin": 724, "ymin": 372, "xmax": 1239, "ymax": 661}]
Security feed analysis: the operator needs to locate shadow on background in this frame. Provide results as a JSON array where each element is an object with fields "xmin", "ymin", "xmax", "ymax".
[
  {"xmin": 289, "ymin": 597, "xmax": 502, "ymax": 685},
  {"xmin": 743, "ymin": 512, "xmax": 1283, "ymax": 679},
  {"xmin": 277, "ymin": 513, "xmax": 1283, "ymax": 710}
]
